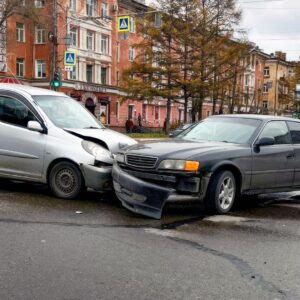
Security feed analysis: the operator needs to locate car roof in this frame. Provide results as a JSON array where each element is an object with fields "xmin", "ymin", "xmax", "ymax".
[
  {"xmin": 0, "ymin": 83, "xmax": 67, "ymax": 97},
  {"xmin": 210, "ymin": 114, "xmax": 300, "ymax": 122}
]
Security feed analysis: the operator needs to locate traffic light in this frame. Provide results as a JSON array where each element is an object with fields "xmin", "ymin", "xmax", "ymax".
[{"xmin": 52, "ymin": 72, "xmax": 61, "ymax": 89}]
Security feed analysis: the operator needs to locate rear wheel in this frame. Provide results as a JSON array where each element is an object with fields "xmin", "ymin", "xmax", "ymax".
[
  {"xmin": 205, "ymin": 170, "xmax": 236, "ymax": 214},
  {"xmin": 49, "ymin": 161, "xmax": 84, "ymax": 199}
]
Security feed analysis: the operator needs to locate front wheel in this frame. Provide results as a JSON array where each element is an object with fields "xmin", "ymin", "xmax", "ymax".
[
  {"xmin": 49, "ymin": 161, "xmax": 84, "ymax": 199},
  {"xmin": 204, "ymin": 170, "xmax": 236, "ymax": 214}
]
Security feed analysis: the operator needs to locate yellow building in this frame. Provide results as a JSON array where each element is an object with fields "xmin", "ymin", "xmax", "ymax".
[{"xmin": 262, "ymin": 51, "xmax": 295, "ymax": 116}]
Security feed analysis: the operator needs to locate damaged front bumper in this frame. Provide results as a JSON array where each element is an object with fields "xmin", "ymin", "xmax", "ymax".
[
  {"xmin": 112, "ymin": 163, "xmax": 208, "ymax": 219},
  {"xmin": 80, "ymin": 164, "xmax": 113, "ymax": 191}
]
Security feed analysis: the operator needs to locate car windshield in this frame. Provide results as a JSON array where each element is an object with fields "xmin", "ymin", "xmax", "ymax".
[
  {"xmin": 181, "ymin": 117, "xmax": 261, "ymax": 144},
  {"xmin": 33, "ymin": 95, "xmax": 103, "ymax": 129}
]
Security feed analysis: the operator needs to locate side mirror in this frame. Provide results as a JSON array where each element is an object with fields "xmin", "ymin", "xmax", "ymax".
[
  {"xmin": 169, "ymin": 133, "xmax": 174, "ymax": 138},
  {"xmin": 255, "ymin": 136, "xmax": 275, "ymax": 148},
  {"xmin": 27, "ymin": 121, "xmax": 44, "ymax": 133}
]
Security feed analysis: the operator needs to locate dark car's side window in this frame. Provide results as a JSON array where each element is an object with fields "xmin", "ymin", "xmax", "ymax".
[
  {"xmin": 287, "ymin": 121, "xmax": 300, "ymax": 144},
  {"xmin": 0, "ymin": 96, "xmax": 37, "ymax": 128},
  {"xmin": 259, "ymin": 121, "xmax": 291, "ymax": 145}
]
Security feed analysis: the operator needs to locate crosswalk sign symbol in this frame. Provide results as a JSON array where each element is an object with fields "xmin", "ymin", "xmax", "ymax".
[
  {"xmin": 118, "ymin": 16, "xmax": 130, "ymax": 32},
  {"xmin": 64, "ymin": 51, "xmax": 76, "ymax": 66}
]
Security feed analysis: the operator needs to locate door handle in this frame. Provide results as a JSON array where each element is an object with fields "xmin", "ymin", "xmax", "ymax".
[{"xmin": 287, "ymin": 152, "xmax": 295, "ymax": 159}]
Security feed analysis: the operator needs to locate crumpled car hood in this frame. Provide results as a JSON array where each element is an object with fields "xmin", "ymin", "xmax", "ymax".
[{"xmin": 66, "ymin": 128, "xmax": 137, "ymax": 154}]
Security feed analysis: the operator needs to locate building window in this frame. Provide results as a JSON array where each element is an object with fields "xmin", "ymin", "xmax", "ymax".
[
  {"xmin": 101, "ymin": 3, "xmax": 108, "ymax": 18},
  {"xmin": 70, "ymin": 66, "xmax": 77, "ymax": 80},
  {"xmin": 86, "ymin": 65, "xmax": 93, "ymax": 83},
  {"xmin": 264, "ymin": 67, "xmax": 270, "ymax": 77},
  {"xmin": 262, "ymin": 101, "xmax": 268, "ymax": 109},
  {"xmin": 35, "ymin": 0, "xmax": 45, "ymax": 7},
  {"xmin": 154, "ymin": 106, "xmax": 160, "ymax": 120},
  {"xmin": 86, "ymin": 31, "xmax": 94, "ymax": 50},
  {"xmin": 35, "ymin": 60, "xmax": 46, "ymax": 78},
  {"xmin": 86, "ymin": 0, "xmax": 94, "ymax": 17},
  {"xmin": 101, "ymin": 35, "xmax": 109, "ymax": 54},
  {"xmin": 130, "ymin": 17, "xmax": 135, "ymax": 33},
  {"xmin": 101, "ymin": 67, "xmax": 107, "ymax": 85},
  {"xmin": 129, "ymin": 46, "xmax": 134, "ymax": 62},
  {"xmin": 263, "ymin": 84, "xmax": 269, "ymax": 94},
  {"xmin": 70, "ymin": 27, "xmax": 77, "ymax": 47},
  {"xmin": 16, "ymin": 23, "xmax": 25, "ymax": 42},
  {"xmin": 142, "ymin": 104, "xmax": 147, "ymax": 120},
  {"xmin": 116, "ymin": 42, "xmax": 120, "ymax": 63},
  {"xmin": 70, "ymin": 0, "xmax": 76, "ymax": 11},
  {"xmin": 245, "ymin": 75, "xmax": 250, "ymax": 86},
  {"xmin": 16, "ymin": 58, "xmax": 24, "ymax": 77},
  {"xmin": 116, "ymin": 101, "xmax": 120, "ymax": 118},
  {"xmin": 128, "ymin": 105, "xmax": 134, "ymax": 120},
  {"xmin": 154, "ymin": 13, "xmax": 162, "ymax": 28},
  {"xmin": 116, "ymin": 71, "xmax": 120, "ymax": 86},
  {"xmin": 35, "ymin": 25, "xmax": 45, "ymax": 44}
]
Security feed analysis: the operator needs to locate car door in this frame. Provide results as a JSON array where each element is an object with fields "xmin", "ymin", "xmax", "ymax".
[
  {"xmin": 0, "ymin": 93, "xmax": 46, "ymax": 180},
  {"xmin": 251, "ymin": 120, "xmax": 294, "ymax": 189},
  {"xmin": 287, "ymin": 121, "xmax": 300, "ymax": 187}
]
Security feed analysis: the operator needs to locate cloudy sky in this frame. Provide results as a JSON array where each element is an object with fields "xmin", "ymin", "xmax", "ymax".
[
  {"xmin": 238, "ymin": 0, "xmax": 300, "ymax": 60},
  {"xmin": 146, "ymin": 0, "xmax": 300, "ymax": 61}
]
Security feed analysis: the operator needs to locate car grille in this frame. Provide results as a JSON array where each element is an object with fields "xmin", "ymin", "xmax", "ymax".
[{"xmin": 126, "ymin": 155, "xmax": 158, "ymax": 169}]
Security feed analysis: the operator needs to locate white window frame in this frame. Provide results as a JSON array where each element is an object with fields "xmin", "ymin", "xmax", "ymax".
[
  {"xmin": 35, "ymin": 60, "xmax": 46, "ymax": 78},
  {"xmin": 16, "ymin": 58, "xmax": 24, "ymax": 77},
  {"xmin": 263, "ymin": 101, "xmax": 269, "ymax": 109},
  {"xmin": 101, "ymin": 3, "xmax": 108, "ymax": 18},
  {"xmin": 101, "ymin": 35, "xmax": 109, "ymax": 54},
  {"xmin": 86, "ymin": 64, "xmax": 93, "ymax": 83},
  {"xmin": 129, "ymin": 46, "xmax": 134, "ymax": 62},
  {"xmin": 86, "ymin": 0, "xmax": 94, "ymax": 17},
  {"xmin": 70, "ymin": 65, "xmax": 77, "ymax": 80},
  {"xmin": 130, "ymin": 17, "xmax": 135, "ymax": 33},
  {"xmin": 116, "ymin": 42, "xmax": 120, "ymax": 63},
  {"xmin": 16, "ymin": 23, "xmax": 25, "ymax": 42},
  {"xmin": 154, "ymin": 105, "xmax": 160, "ymax": 121},
  {"xmin": 101, "ymin": 67, "xmax": 108, "ymax": 85},
  {"xmin": 35, "ymin": 25, "xmax": 45, "ymax": 44},
  {"xmin": 264, "ymin": 67, "xmax": 270, "ymax": 77},
  {"xmin": 86, "ymin": 31, "xmax": 94, "ymax": 50},
  {"xmin": 35, "ymin": 0, "xmax": 45, "ymax": 8},
  {"xmin": 70, "ymin": 0, "xmax": 76, "ymax": 11},
  {"xmin": 70, "ymin": 27, "xmax": 77, "ymax": 47}
]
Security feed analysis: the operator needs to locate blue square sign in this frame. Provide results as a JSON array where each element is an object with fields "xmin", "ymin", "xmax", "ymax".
[{"xmin": 64, "ymin": 51, "xmax": 76, "ymax": 66}]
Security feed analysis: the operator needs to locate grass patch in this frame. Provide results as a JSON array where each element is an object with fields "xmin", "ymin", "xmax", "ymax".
[{"xmin": 128, "ymin": 133, "xmax": 167, "ymax": 138}]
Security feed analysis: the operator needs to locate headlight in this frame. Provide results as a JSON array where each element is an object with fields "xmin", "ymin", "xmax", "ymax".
[
  {"xmin": 116, "ymin": 153, "xmax": 125, "ymax": 163},
  {"xmin": 158, "ymin": 160, "xmax": 199, "ymax": 172},
  {"xmin": 82, "ymin": 141, "xmax": 113, "ymax": 163}
]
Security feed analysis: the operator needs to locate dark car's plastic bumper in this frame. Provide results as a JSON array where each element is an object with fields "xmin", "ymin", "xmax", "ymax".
[{"xmin": 112, "ymin": 163, "xmax": 175, "ymax": 219}]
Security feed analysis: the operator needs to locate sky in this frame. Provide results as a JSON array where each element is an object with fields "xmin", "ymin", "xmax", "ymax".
[
  {"xmin": 238, "ymin": 0, "xmax": 300, "ymax": 61},
  {"xmin": 146, "ymin": 0, "xmax": 300, "ymax": 61}
]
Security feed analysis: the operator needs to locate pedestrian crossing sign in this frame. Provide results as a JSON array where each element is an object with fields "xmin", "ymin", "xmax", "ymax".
[
  {"xmin": 118, "ymin": 16, "xmax": 130, "ymax": 32},
  {"xmin": 64, "ymin": 51, "xmax": 76, "ymax": 66}
]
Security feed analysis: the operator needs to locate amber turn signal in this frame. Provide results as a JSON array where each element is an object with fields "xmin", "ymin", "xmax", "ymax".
[{"xmin": 184, "ymin": 161, "xmax": 200, "ymax": 171}]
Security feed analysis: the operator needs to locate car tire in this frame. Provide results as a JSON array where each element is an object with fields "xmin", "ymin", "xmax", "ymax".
[
  {"xmin": 49, "ymin": 161, "xmax": 84, "ymax": 199},
  {"xmin": 204, "ymin": 170, "xmax": 236, "ymax": 214}
]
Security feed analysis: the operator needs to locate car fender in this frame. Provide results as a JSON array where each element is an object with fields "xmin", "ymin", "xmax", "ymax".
[{"xmin": 208, "ymin": 160, "xmax": 246, "ymax": 194}]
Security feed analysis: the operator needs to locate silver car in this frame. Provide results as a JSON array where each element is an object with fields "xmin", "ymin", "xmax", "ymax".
[{"xmin": 0, "ymin": 84, "xmax": 136, "ymax": 198}]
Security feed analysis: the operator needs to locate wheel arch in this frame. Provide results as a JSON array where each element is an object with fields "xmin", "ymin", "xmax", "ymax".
[
  {"xmin": 210, "ymin": 162, "xmax": 243, "ymax": 195},
  {"xmin": 46, "ymin": 158, "xmax": 84, "ymax": 185}
]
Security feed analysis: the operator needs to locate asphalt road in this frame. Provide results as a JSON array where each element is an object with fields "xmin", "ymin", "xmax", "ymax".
[{"xmin": 0, "ymin": 180, "xmax": 299, "ymax": 300}]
